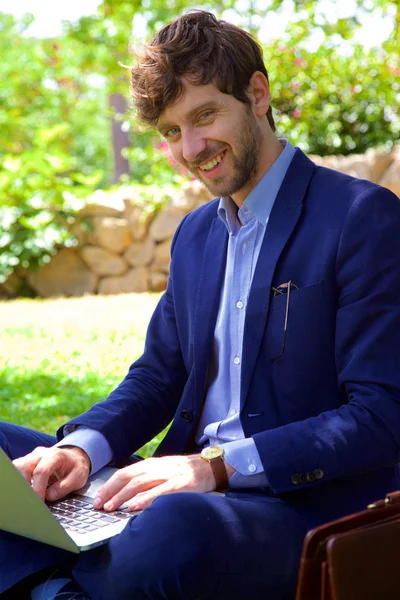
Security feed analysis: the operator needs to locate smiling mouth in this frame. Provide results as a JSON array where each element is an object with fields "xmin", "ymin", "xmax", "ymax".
[{"xmin": 198, "ymin": 151, "xmax": 225, "ymax": 172}]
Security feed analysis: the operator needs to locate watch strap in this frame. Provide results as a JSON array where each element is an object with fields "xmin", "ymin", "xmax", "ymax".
[{"xmin": 210, "ymin": 456, "xmax": 229, "ymax": 492}]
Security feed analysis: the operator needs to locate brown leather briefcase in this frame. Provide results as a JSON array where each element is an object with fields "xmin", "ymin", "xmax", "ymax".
[{"xmin": 296, "ymin": 490, "xmax": 400, "ymax": 600}]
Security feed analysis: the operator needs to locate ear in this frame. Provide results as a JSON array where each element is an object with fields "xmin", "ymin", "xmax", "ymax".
[{"xmin": 248, "ymin": 71, "xmax": 270, "ymax": 117}]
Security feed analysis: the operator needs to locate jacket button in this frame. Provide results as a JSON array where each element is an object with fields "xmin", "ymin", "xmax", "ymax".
[
  {"xmin": 314, "ymin": 469, "xmax": 324, "ymax": 480},
  {"xmin": 180, "ymin": 410, "xmax": 193, "ymax": 423},
  {"xmin": 299, "ymin": 473, "xmax": 308, "ymax": 484},
  {"xmin": 307, "ymin": 471, "xmax": 316, "ymax": 482},
  {"xmin": 291, "ymin": 474, "xmax": 300, "ymax": 485}
]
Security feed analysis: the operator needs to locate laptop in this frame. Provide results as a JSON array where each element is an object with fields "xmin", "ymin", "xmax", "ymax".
[{"xmin": 0, "ymin": 447, "xmax": 141, "ymax": 553}]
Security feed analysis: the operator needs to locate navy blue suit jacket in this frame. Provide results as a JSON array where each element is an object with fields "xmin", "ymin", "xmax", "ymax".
[{"xmin": 61, "ymin": 149, "xmax": 400, "ymax": 529}]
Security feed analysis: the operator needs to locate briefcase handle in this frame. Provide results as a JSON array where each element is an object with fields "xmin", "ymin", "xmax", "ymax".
[{"xmin": 368, "ymin": 489, "xmax": 400, "ymax": 509}]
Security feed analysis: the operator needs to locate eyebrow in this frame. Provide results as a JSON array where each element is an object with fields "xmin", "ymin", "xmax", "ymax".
[{"xmin": 157, "ymin": 100, "xmax": 222, "ymax": 134}]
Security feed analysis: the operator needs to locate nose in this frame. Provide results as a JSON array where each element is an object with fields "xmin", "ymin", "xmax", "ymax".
[{"xmin": 180, "ymin": 128, "xmax": 207, "ymax": 164}]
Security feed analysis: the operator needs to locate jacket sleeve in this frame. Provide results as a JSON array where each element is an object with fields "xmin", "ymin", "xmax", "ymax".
[
  {"xmin": 253, "ymin": 186, "xmax": 400, "ymax": 493},
  {"xmin": 57, "ymin": 217, "xmax": 189, "ymax": 464}
]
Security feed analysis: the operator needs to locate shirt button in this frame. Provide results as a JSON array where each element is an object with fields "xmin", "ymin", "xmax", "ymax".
[
  {"xmin": 248, "ymin": 464, "xmax": 256, "ymax": 473},
  {"xmin": 233, "ymin": 356, "xmax": 241, "ymax": 365},
  {"xmin": 229, "ymin": 408, "xmax": 236, "ymax": 416},
  {"xmin": 236, "ymin": 301, "xmax": 244, "ymax": 309}
]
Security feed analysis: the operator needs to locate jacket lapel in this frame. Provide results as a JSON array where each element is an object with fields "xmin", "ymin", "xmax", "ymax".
[{"xmin": 241, "ymin": 149, "xmax": 316, "ymax": 406}]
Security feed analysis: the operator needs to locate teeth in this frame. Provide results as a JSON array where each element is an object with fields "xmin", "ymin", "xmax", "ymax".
[{"xmin": 199, "ymin": 152, "xmax": 224, "ymax": 171}]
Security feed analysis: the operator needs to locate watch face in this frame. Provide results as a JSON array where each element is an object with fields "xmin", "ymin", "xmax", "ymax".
[{"xmin": 203, "ymin": 446, "xmax": 224, "ymax": 460}]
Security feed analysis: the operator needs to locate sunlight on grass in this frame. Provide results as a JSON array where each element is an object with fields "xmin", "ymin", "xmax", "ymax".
[{"xmin": 0, "ymin": 293, "xmax": 163, "ymax": 455}]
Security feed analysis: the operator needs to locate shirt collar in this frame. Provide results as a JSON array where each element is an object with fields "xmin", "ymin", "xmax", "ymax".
[{"xmin": 218, "ymin": 139, "xmax": 296, "ymax": 233}]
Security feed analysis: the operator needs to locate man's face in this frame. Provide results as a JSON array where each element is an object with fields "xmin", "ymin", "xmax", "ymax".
[{"xmin": 157, "ymin": 80, "xmax": 264, "ymax": 203}]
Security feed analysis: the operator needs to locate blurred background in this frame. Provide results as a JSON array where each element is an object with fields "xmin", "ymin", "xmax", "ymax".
[{"xmin": 0, "ymin": 0, "xmax": 399, "ymax": 286}]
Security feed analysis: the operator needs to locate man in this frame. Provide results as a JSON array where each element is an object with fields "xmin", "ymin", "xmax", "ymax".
[{"xmin": 1, "ymin": 10, "xmax": 400, "ymax": 600}]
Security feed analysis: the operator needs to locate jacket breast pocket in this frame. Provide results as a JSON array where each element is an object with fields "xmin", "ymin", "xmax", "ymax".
[
  {"xmin": 269, "ymin": 280, "xmax": 325, "ymax": 312},
  {"xmin": 267, "ymin": 280, "xmax": 329, "ymax": 364}
]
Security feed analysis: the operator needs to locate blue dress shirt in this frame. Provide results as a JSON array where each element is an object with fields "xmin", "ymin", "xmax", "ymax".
[
  {"xmin": 57, "ymin": 139, "xmax": 296, "ymax": 487},
  {"xmin": 195, "ymin": 139, "xmax": 296, "ymax": 487}
]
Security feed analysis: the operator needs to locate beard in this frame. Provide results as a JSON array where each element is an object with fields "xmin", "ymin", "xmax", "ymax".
[{"xmin": 187, "ymin": 105, "xmax": 263, "ymax": 198}]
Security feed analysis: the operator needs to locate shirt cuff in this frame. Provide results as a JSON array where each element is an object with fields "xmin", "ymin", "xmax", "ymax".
[
  {"xmin": 220, "ymin": 438, "xmax": 268, "ymax": 488},
  {"xmin": 55, "ymin": 426, "xmax": 113, "ymax": 476}
]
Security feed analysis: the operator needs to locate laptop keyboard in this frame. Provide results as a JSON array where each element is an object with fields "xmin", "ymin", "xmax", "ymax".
[{"xmin": 48, "ymin": 496, "xmax": 132, "ymax": 535}]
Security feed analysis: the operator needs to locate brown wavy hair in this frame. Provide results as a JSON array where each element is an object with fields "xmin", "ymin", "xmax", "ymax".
[{"xmin": 130, "ymin": 11, "xmax": 275, "ymax": 132}]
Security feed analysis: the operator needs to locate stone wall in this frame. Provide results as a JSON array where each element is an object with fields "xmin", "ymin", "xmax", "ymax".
[
  {"xmin": 1, "ymin": 145, "xmax": 399, "ymax": 298},
  {"xmin": 5, "ymin": 181, "xmax": 213, "ymax": 298}
]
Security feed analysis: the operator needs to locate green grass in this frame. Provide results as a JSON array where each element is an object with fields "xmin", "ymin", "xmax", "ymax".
[{"xmin": 0, "ymin": 293, "xmax": 163, "ymax": 456}]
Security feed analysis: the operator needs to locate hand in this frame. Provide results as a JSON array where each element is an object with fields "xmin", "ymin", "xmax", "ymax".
[
  {"xmin": 13, "ymin": 445, "xmax": 91, "ymax": 503},
  {"xmin": 93, "ymin": 454, "xmax": 234, "ymax": 512}
]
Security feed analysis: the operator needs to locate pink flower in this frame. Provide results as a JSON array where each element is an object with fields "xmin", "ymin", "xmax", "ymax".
[
  {"xmin": 293, "ymin": 109, "xmax": 302, "ymax": 119},
  {"xmin": 294, "ymin": 58, "xmax": 307, "ymax": 68},
  {"xmin": 155, "ymin": 141, "xmax": 169, "ymax": 151},
  {"xmin": 154, "ymin": 139, "xmax": 191, "ymax": 178},
  {"xmin": 291, "ymin": 80, "xmax": 301, "ymax": 90}
]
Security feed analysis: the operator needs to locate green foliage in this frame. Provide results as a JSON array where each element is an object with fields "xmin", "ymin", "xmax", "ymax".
[
  {"xmin": 266, "ymin": 34, "xmax": 399, "ymax": 155},
  {"xmin": 0, "ymin": 122, "xmax": 102, "ymax": 283},
  {"xmin": 0, "ymin": 13, "xmax": 107, "ymax": 281},
  {"xmin": 0, "ymin": 1, "xmax": 398, "ymax": 285},
  {"xmin": 0, "ymin": 14, "xmax": 111, "ymax": 173},
  {"xmin": 257, "ymin": 0, "xmax": 399, "ymax": 155}
]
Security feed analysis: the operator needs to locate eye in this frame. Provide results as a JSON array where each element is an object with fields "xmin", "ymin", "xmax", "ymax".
[
  {"xmin": 199, "ymin": 111, "xmax": 213, "ymax": 121},
  {"xmin": 165, "ymin": 126, "xmax": 180, "ymax": 139}
]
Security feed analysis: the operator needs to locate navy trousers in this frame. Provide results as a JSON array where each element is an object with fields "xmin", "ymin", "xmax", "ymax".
[{"xmin": 0, "ymin": 422, "xmax": 308, "ymax": 600}]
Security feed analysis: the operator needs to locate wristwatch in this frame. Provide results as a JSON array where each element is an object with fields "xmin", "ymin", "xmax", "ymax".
[{"xmin": 200, "ymin": 445, "xmax": 229, "ymax": 492}]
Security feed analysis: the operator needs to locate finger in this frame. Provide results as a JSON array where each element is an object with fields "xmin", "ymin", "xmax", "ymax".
[
  {"xmin": 30, "ymin": 453, "xmax": 65, "ymax": 501},
  {"xmin": 48, "ymin": 471, "xmax": 60, "ymax": 486},
  {"xmin": 13, "ymin": 456, "xmax": 39, "ymax": 485},
  {"xmin": 128, "ymin": 481, "xmax": 179, "ymax": 511},
  {"xmin": 93, "ymin": 465, "xmax": 143, "ymax": 509},
  {"xmin": 45, "ymin": 467, "xmax": 86, "ymax": 502},
  {"xmin": 13, "ymin": 447, "xmax": 47, "ymax": 485},
  {"xmin": 103, "ymin": 478, "xmax": 162, "ymax": 511},
  {"xmin": 92, "ymin": 469, "xmax": 129, "ymax": 508},
  {"xmin": 94, "ymin": 464, "xmax": 161, "ymax": 511}
]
